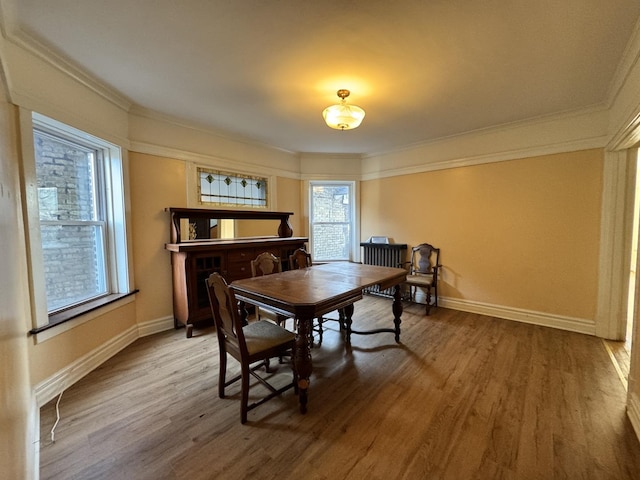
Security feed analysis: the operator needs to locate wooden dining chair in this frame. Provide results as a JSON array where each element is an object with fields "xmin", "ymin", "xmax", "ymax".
[
  {"xmin": 250, "ymin": 252, "xmax": 290, "ymax": 328},
  {"xmin": 402, "ymin": 243, "xmax": 441, "ymax": 315},
  {"xmin": 205, "ymin": 272, "xmax": 297, "ymax": 424}
]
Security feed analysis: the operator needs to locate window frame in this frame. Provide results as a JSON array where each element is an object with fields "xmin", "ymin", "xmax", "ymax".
[
  {"xmin": 309, "ymin": 180, "xmax": 359, "ymax": 262},
  {"xmin": 22, "ymin": 111, "xmax": 132, "ymax": 336},
  {"xmin": 33, "ymin": 127, "xmax": 110, "ymax": 312}
]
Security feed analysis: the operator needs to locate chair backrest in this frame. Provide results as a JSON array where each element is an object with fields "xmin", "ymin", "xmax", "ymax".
[
  {"xmin": 205, "ymin": 273, "xmax": 246, "ymax": 355},
  {"xmin": 410, "ymin": 243, "xmax": 440, "ymax": 276},
  {"xmin": 251, "ymin": 252, "xmax": 283, "ymax": 277},
  {"xmin": 289, "ymin": 247, "xmax": 312, "ymax": 270}
]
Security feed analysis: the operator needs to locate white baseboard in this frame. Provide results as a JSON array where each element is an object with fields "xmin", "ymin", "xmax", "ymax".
[
  {"xmin": 137, "ymin": 315, "xmax": 174, "ymax": 337},
  {"xmin": 628, "ymin": 391, "xmax": 640, "ymax": 443},
  {"xmin": 34, "ymin": 324, "xmax": 139, "ymax": 408},
  {"xmin": 439, "ymin": 296, "xmax": 596, "ymax": 336}
]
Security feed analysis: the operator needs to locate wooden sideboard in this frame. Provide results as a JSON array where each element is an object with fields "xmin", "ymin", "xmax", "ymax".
[{"xmin": 165, "ymin": 208, "xmax": 307, "ymax": 337}]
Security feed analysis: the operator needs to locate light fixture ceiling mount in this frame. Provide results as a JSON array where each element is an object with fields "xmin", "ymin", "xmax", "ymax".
[{"xmin": 322, "ymin": 89, "xmax": 365, "ymax": 131}]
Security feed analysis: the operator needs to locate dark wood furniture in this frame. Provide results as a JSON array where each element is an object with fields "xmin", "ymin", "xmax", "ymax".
[
  {"xmin": 231, "ymin": 262, "xmax": 407, "ymax": 414},
  {"xmin": 205, "ymin": 272, "xmax": 297, "ymax": 424},
  {"xmin": 288, "ymin": 247, "xmax": 333, "ymax": 346},
  {"xmin": 402, "ymin": 243, "xmax": 441, "ymax": 315},
  {"xmin": 250, "ymin": 252, "xmax": 289, "ymax": 328},
  {"xmin": 165, "ymin": 208, "xmax": 307, "ymax": 337}
]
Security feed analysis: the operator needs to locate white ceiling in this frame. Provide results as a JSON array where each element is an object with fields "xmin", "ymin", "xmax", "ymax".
[{"xmin": 4, "ymin": 0, "xmax": 640, "ymax": 155}]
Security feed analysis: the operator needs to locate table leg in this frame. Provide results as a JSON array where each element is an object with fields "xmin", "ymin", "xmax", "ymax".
[
  {"xmin": 392, "ymin": 284, "xmax": 403, "ymax": 342},
  {"xmin": 342, "ymin": 303, "xmax": 355, "ymax": 345},
  {"xmin": 294, "ymin": 315, "xmax": 313, "ymax": 414},
  {"xmin": 238, "ymin": 301, "xmax": 249, "ymax": 326}
]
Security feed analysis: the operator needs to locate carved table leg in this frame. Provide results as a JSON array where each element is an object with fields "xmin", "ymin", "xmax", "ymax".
[
  {"xmin": 343, "ymin": 303, "xmax": 355, "ymax": 345},
  {"xmin": 392, "ymin": 284, "xmax": 403, "ymax": 343},
  {"xmin": 294, "ymin": 315, "xmax": 313, "ymax": 414},
  {"xmin": 238, "ymin": 301, "xmax": 249, "ymax": 326}
]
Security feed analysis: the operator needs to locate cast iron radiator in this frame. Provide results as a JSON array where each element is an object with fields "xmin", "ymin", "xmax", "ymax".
[{"xmin": 360, "ymin": 242, "xmax": 407, "ymax": 297}]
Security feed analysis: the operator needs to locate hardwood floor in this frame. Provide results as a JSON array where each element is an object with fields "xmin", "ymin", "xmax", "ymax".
[{"xmin": 39, "ymin": 296, "xmax": 640, "ymax": 480}]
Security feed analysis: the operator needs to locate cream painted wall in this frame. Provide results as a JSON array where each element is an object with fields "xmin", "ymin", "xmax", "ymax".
[
  {"xmin": 0, "ymin": 66, "xmax": 35, "ymax": 480},
  {"xmin": 129, "ymin": 152, "xmax": 305, "ymax": 326},
  {"xmin": 130, "ymin": 153, "xmax": 186, "ymax": 327},
  {"xmin": 128, "ymin": 109, "xmax": 300, "ymax": 176},
  {"xmin": 362, "ymin": 149, "xmax": 603, "ymax": 321},
  {"xmin": 235, "ymin": 177, "xmax": 303, "ymax": 237},
  {"xmin": 276, "ymin": 176, "xmax": 303, "ymax": 236},
  {"xmin": 28, "ymin": 302, "xmax": 137, "ymax": 386}
]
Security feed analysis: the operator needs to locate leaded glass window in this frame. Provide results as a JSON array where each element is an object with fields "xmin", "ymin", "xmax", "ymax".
[{"xmin": 198, "ymin": 168, "xmax": 268, "ymax": 207}]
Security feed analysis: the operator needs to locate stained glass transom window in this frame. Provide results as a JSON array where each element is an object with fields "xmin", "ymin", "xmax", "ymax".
[{"xmin": 198, "ymin": 168, "xmax": 268, "ymax": 207}]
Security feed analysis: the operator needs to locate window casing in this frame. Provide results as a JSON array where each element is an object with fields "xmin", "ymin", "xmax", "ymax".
[{"xmin": 27, "ymin": 112, "xmax": 130, "ymax": 330}]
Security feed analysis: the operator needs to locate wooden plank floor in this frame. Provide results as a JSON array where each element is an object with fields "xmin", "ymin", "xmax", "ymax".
[{"xmin": 39, "ymin": 296, "xmax": 640, "ymax": 480}]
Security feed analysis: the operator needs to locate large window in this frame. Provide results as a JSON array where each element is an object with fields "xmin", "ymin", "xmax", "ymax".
[
  {"xmin": 34, "ymin": 130, "xmax": 108, "ymax": 312},
  {"xmin": 29, "ymin": 113, "xmax": 130, "ymax": 326},
  {"xmin": 310, "ymin": 182, "xmax": 356, "ymax": 261}
]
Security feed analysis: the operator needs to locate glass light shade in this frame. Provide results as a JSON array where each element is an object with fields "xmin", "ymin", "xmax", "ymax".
[{"xmin": 322, "ymin": 103, "xmax": 365, "ymax": 130}]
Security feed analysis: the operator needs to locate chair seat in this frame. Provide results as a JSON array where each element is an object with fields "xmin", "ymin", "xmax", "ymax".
[
  {"xmin": 244, "ymin": 320, "xmax": 296, "ymax": 355},
  {"xmin": 405, "ymin": 273, "xmax": 434, "ymax": 287}
]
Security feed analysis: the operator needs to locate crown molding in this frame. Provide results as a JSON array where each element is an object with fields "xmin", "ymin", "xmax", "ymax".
[
  {"xmin": 609, "ymin": 110, "xmax": 640, "ymax": 151},
  {"xmin": 129, "ymin": 105, "xmax": 296, "ymax": 156},
  {"xmin": 606, "ymin": 15, "xmax": 640, "ymax": 110},
  {"xmin": 2, "ymin": 19, "xmax": 131, "ymax": 112},
  {"xmin": 361, "ymin": 134, "xmax": 608, "ymax": 181},
  {"xmin": 128, "ymin": 140, "xmax": 301, "ymax": 180},
  {"xmin": 363, "ymin": 104, "xmax": 609, "ymax": 159}
]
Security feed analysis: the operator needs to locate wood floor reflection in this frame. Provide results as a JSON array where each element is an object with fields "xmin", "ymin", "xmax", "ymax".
[{"xmin": 39, "ymin": 296, "xmax": 640, "ymax": 480}]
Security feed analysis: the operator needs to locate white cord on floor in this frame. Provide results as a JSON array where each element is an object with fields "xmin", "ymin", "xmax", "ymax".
[{"xmin": 50, "ymin": 389, "xmax": 64, "ymax": 443}]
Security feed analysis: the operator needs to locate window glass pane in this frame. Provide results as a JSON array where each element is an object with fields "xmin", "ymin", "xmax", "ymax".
[
  {"xmin": 312, "ymin": 185, "xmax": 350, "ymax": 222},
  {"xmin": 34, "ymin": 132, "xmax": 97, "ymax": 221},
  {"xmin": 40, "ymin": 224, "xmax": 107, "ymax": 311},
  {"xmin": 312, "ymin": 223, "xmax": 350, "ymax": 261}
]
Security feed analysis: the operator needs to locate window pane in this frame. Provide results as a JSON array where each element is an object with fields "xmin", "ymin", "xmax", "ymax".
[
  {"xmin": 40, "ymin": 224, "xmax": 107, "ymax": 311},
  {"xmin": 311, "ymin": 185, "xmax": 350, "ymax": 222},
  {"xmin": 34, "ymin": 132, "xmax": 97, "ymax": 221},
  {"xmin": 312, "ymin": 223, "xmax": 350, "ymax": 261}
]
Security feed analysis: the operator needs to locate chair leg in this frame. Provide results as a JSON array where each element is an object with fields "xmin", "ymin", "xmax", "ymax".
[
  {"xmin": 218, "ymin": 353, "xmax": 227, "ymax": 398},
  {"xmin": 317, "ymin": 317, "xmax": 323, "ymax": 346},
  {"xmin": 425, "ymin": 286, "xmax": 432, "ymax": 316},
  {"xmin": 241, "ymin": 363, "xmax": 250, "ymax": 424}
]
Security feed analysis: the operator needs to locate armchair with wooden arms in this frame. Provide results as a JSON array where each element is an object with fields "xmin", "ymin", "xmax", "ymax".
[
  {"xmin": 205, "ymin": 272, "xmax": 297, "ymax": 424},
  {"xmin": 402, "ymin": 243, "xmax": 441, "ymax": 315}
]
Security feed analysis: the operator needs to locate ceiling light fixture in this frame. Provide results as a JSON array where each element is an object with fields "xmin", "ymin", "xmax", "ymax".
[{"xmin": 322, "ymin": 89, "xmax": 365, "ymax": 130}]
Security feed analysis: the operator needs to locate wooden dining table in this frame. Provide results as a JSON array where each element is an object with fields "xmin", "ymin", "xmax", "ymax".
[{"xmin": 231, "ymin": 261, "xmax": 407, "ymax": 413}]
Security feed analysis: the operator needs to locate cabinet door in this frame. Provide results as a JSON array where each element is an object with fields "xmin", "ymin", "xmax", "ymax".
[{"xmin": 191, "ymin": 253, "xmax": 225, "ymax": 320}]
